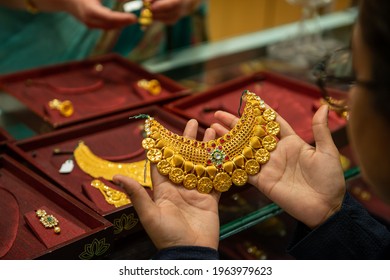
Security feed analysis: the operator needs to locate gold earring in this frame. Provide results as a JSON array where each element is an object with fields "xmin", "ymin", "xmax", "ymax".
[
  {"xmin": 48, "ymin": 99, "xmax": 74, "ymax": 117},
  {"xmin": 137, "ymin": 79, "xmax": 161, "ymax": 95},
  {"xmin": 91, "ymin": 179, "xmax": 131, "ymax": 208},
  {"xmin": 36, "ymin": 209, "xmax": 61, "ymax": 234}
]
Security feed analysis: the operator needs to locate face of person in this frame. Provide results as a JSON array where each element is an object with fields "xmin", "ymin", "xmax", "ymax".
[{"xmin": 348, "ymin": 23, "xmax": 390, "ymax": 204}]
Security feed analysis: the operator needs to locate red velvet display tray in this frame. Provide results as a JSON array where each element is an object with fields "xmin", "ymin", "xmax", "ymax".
[
  {"xmin": 11, "ymin": 106, "xmax": 200, "ymax": 238},
  {"xmin": 165, "ymin": 71, "xmax": 347, "ymax": 144},
  {"xmin": 0, "ymin": 153, "xmax": 112, "ymax": 260},
  {"xmin": 0, "ymin": 127, "xmax": 12, "ymax": 144},
  {"xmin": 0, "ymin": 54, "xmax": 190, "ymax": 128}
]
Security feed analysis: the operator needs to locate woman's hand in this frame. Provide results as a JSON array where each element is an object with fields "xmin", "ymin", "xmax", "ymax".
[
  {"xmin": 113, "ymin": 119, "xmax": 220, "ymax": 250},
  {"xmin": 5, "ymin": 0, "xmax": 138, "ymax": 29},
  {"xmin": 59, "ymin": 0, "xmax": 137, "ymax": 29},
  {"xmin": 212, "ymin": 105, "xmax": 346, "ymax": 229},
  {"xmin": 151, "ymin": 0, "xmax": 201, "ymax": 25}
]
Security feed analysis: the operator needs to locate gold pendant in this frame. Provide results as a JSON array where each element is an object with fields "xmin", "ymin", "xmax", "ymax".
[{"xmin": 138, "ymin": 90, "xmax": 280, "ymax": 194}]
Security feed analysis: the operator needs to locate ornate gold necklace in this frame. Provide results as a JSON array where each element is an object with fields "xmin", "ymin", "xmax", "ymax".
[{"xmin": 139, "ymin": 90, "xmax": 280, "ymax": 194}]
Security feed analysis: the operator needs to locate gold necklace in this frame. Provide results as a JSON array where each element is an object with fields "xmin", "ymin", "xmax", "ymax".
[
  {"xmin": 73, "ymin": 141, "xmax": 152, "ymax": 188},
  {"xmin": 140, "ymin": 90, "xmax": 280, "ymax": 194}
]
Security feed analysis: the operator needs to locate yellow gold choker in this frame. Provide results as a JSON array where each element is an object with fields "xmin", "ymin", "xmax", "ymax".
[{"xmin": 139, "ymin": 90, "xmax": 280, "ymax": 194}]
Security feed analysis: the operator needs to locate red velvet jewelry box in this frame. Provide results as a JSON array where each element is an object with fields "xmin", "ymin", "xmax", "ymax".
[
  {"xmin": 0, "ymin": 126, "xmax": 12, "ymax": 144},
  {"xmin": 0, "ymin": 53, "xmax": 190, "ymax": 128},
  {"xmin": 165, "ymin": 71, "xmax": 347, "ymax": 145},
  {"xmin": 9, "ymin": 105, "xmax": 201, "ymax": 239},
  {"xmin": 0, "ymin": 149, "xmax": 113, "ymax": 260}
]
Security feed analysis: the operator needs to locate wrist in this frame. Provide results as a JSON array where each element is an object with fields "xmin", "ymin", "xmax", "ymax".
[{"xmin": 305, "ymin": 199, "xmax": 344, "ymax": 229}]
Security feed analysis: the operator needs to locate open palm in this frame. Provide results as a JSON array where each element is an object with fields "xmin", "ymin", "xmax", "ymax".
[
  {"xmin": 114, "ymin": 120, "xmax": 220, "ymax": 250},
  {"xmin": 212, "ymin": 105, "xmax": 346, "ymax": 228}
]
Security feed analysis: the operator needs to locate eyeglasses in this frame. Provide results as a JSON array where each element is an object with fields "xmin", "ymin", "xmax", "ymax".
[{"xmin": 312, "ymin": 47, "xmax": 376, "ymax": 118}]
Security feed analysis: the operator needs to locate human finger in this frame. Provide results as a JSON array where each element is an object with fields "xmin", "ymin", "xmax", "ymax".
[
  {"xmin": 82, "ymin": 4, "xmax": 137, "ymax": 29},
  {"xmin": 183, "ymin": 119, "xmax": 199, "ymax": 140},
  {"xmin": 210, "ymin": 123, "xmax": 229, "ymax": 137},
  {"xmin": 203, "ymin": 127, "xmax": 216, "ymax": 142},
  {"xmin": 213, "ymin": 109, "xmax": 296, "ymax": 139},
  {"xmin": 312, "ymin": 105, "xmax": 338, "ymax": 154}
]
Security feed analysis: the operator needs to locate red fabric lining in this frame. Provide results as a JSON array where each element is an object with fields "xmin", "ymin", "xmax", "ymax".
[
  {"xmin": 0, "ymin": 187, "xmax": 20, "ymax": 258},
  {"xmin": 24, "ymin": 206, "xmax": 86, "ymax": 248}
]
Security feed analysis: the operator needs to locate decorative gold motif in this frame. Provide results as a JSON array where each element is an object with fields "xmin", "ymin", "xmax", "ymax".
[
  {"xmin": 232, "ymin": 169, "xmax": 248, "ymax": 187},
  {"xmin": 48, "ymin": 99, "xmax": 74, "ymax": 117},
  {"xmin": 245, "ymin": 159, "xmax": 260, "ymax": 175},
  {"xmin": 262, "ymin": 135, "xmax": 277, "ymax": 151},
  {"xmin": 169, "ymin": 168, "xmax": 185, "ymax": 184},
  {"xmin": 91, "ymin": 179, "xmax": 131, "ymax": 208},
  {"xmin": 255, "ymin": 148, "xmax": 270, "ymax": 164},
  {"xmin": 265, "ymin": 121, "xmax": 280, "ymax": 136},
  {"xmin": 140, "ymin": 90, "xmax": 280, "ymax": 193},
  {"xmin": 73, "ymin": 141, "xmax": 152, "ymax": 188},
  {"xmin": 183, "ymin": 174, "xmax": 197, "ymax": 190},
  {"xmin": 197, "ymin": 177, "xmax": 213, "ymax": 194},
  {"xmin": 146, "ymin": 148, "xmax": 162, "ymax": 163},
  {"xmin": 137, "ymin": 79, "xmax": 161, "ymax": 95},
  {"xmin": 36, "ymin": 209, "xmax": 61, "ymax": 234},
  {"xmin": 157, "ymin": 160, "xmax": 171, "ymax": 175}
]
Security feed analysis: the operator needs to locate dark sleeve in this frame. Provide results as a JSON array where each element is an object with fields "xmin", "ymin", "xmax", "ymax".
[
  {"xmin": 152, "ymin": 246, "xmax": 219, "ymax": 260},
  {"xmin": 287, "ymin": 192, "xmax": 390, "ymax": 259}
]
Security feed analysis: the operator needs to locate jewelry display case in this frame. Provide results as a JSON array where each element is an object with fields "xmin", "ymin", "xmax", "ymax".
[
  {"xmin": 9, "ymin": 105, "xmax": 202, "ymax": 240},
  {"xmin": 0, "ymin": 54, "xmax": 190, "ymax": 129},
  {"xmin": 0, "ymin": 146, "xmax": 113, "ymax": 260}
]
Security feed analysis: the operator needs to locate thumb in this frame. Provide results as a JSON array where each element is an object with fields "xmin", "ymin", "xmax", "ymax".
[
  {"xmin": 312, "ymin": 105, "xmax": 337, "ymax": 154},
  {"xmin": 113, "ymin": 174, "xmax": 156, "ymax": 218}
]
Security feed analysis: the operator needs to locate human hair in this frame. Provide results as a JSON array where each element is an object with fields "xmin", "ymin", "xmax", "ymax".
[{"xmin": 358, "ymin": 0, "xmax": 390, "ymax": 122}]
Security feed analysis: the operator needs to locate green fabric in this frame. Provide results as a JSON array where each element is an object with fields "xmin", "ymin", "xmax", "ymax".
[
  {"xmin": 0, "ymin": 2, "xmax": 206, "ymax": 74},
  {"xmin": 0, "ymin": 3, "xmax": 113, "ymax": 74}
]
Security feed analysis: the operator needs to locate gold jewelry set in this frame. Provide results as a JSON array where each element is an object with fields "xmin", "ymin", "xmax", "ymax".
[{"xmin": 141, "ymin": 90, "xmax": 280, "ymax": 194}]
